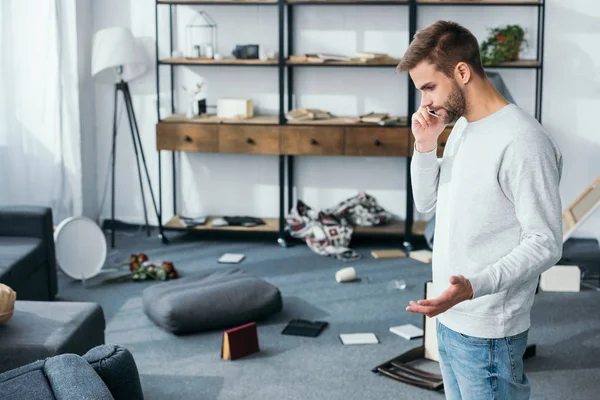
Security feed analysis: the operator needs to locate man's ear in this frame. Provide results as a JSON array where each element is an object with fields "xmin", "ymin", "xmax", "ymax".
[{"xmin": 454, "ymin": 62, "xmax": 471, "ymax": 85}]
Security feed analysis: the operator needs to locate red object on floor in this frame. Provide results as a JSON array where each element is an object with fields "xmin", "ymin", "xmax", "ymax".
[{"xmin": 221, "ymin": 322, "xmax": 260, "ymax": 360}]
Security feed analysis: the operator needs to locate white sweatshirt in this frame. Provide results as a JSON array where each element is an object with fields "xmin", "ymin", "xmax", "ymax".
[{"xmin": 411, "ymin": 103, "xmax": 563, "ymax": 338}]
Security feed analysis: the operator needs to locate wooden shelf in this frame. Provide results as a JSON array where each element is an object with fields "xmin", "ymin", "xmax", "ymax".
[
  {"xmin": 160, "ymin": 115, "xmax": 409, "ymax": 127},
  {"xmin": 287, "ymin": 57, "xmax": 400, "ymax": 67},
  {"xmin": 286, "ymin": 116, "xmax": 409, "ymax": 127},
  {"xmin": 417, "ymin": 0, "xmax": 542, "ymax": 5},
  {"xmin": 165, "ymin": 216, "xmax": 280, "ymax": 232},
  {"xmin": 158, "ymin": 0, "xmax": 277, "ymax": 4},
  {"xmin": 161, "ymin": 114, "xmax": 279, "ymax": 125},
  {"xmin": 165, "ymin": 215, "xmax": 428, "ymax": 236},
  {"xmin": 484, "ymin": 60, "xmax": 541, "ymax": 68},
  {"xmin": 354, "ymin": 219, "xmax": 427, "ymax": 236},
  {"xmin": 160, "ymin": 57, "xmax": 278, "ymax": 66},
  {"xmin": 287, "ymin": 0, "xmax": 409, "ymax": 4}
]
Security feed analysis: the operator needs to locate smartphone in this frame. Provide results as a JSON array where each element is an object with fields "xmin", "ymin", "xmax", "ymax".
[{"xmin": 427, "ymin": 109, "xmax": 440, "ymax": 118}]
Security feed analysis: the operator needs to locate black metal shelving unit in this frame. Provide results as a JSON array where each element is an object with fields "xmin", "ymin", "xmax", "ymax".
[{"xmin": 154, "ymin": 0, "xmax": 546, "ymax": 249}]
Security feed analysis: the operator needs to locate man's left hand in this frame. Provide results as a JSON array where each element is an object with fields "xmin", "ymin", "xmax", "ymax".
[{"xmin": 406, "ymin": 275, "xmax": 474, "ymax": 318}]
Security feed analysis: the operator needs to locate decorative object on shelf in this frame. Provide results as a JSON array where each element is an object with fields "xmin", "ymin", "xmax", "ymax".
[
  {"xmin": 217, "ymin": 98, "xmax": 253, "ymax": 119},
  {"xmin": 232, "ymin": 44, "xmax": 259, "ymax": 60},
  {"xmin": 183, "ymin": 80, "xmax": 207, "ymax": 118},
  {"xmin": 92, "ymin": 26, "xmax": 163, "ymax": 248},
  {"xmin": 185, "ymin": 11, "xmax": 217, "ymax": 59},
  {"xmin": 359, "ymin": 112, "xmax": 400, "ymax": 126},
  {"xmin": 285, "ymin": 108, "xmax": 333, "ymax": 121},
  {"xmin": 356, "ymin": 51, "xmax": 389, "ymax": 62},
  {"xmin": 0, "ymin": 283, "xmax": 16, "ymax": 323},
  {"xmin": 109, "ymin": 253, "xmax": 179, "ymax": 282},
  {"xmin": 480, "ymin": 24, "xmax": 526, "ymax": 66}
]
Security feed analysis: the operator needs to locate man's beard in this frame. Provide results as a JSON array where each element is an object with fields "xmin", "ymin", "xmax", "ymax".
[{"xmin": 442, "ymin": 80, "xmax": 467, "ymax": 124}]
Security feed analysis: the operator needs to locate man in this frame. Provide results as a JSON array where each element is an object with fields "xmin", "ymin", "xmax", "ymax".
[{"xmin": 399, "ymin": 21, "xmax": 563, "ymax": 399}]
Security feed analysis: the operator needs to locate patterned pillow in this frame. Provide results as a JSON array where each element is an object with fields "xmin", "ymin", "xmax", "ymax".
[{"xmin": 0, "ymin": 284, "xmax": 16, "ymax": 323}]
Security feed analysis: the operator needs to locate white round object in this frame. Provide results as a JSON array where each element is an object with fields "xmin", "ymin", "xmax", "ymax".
[
  {"xmin": 335, "ymin": 267, "xmax": 356, "ymax": 283},
  {"xmin": 54, "ymin": 217, "xmax": 107, "ymax": 280}
]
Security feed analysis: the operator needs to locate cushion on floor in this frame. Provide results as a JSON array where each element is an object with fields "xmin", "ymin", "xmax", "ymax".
[{"xmin": 142, "ymin": 268, "xmax": 283, "ymax": 334}]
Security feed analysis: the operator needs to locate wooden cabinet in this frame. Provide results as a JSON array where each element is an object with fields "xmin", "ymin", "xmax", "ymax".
[
  {"xmin": 219, "ymin": 125, "xmax": 280, "ymax": 155},
  {"xmin": 156, "ymin": 123, "xmax": 218, "ymax": 153},
  {"xmin": 281, "ymin": 126, "xmax": 344, "ymax": 155},
  {"xmin": 344, "ymin": 127, "xmax": 410, "ymax": 157},
  {"xmin": 156, "ymin": 121, "xmax": 417, "ymax": 157}
]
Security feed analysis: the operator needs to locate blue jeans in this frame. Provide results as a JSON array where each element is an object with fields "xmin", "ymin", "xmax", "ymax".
[{"xmin": 436, "ymin": 320, "xmax": 531, "ymax": 400}]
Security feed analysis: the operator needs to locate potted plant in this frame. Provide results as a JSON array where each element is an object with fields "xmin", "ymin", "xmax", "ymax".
[{"xmin": 480, "ymin": 25, "xmax": 526, "ymax": 66}]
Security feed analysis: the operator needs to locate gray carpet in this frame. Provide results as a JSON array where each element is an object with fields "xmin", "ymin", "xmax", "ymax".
[{"xmin": 57, "ymin": 230, "xmax": 600, "ymax": 400}]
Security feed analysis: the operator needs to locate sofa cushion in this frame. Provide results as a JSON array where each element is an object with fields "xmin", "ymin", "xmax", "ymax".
[
  {"xmin": 83, "ymin": 345, "xmax": 144, "ymax": 400},
  {"xmin": 143, "ymin": 268, "xmax": 283, "ymax": 334},
  {"xmin": 0, "ymin": 354, "xmax": 114, "ymax": 400},
  {"xmin": 0, "ymin": 237, "xmax": 45, "ymax": 289},
  {"xmin": 0, "ymin": 301, "xmax": 105, "ymax": 373}
]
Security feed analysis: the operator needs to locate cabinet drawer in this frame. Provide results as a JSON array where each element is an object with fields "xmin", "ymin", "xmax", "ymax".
[
  {"xmin": 344, "ymin": 127, "xmax": 410, "ymax": 157},
  {"xmin": 219, "ymin": 125, "xmax": 280, "ymax": 155},
  {"xmin": 281, "ymin": 126, "xmax": 344, "ymax": 155},
  {"xmin": 156, "ymin": 123, "xmax": 218, "ymax": 152}
]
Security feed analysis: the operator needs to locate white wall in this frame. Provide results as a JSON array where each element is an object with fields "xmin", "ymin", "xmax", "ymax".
[{"xmin": 88, "ymin": 0, "xmax": 600, "ymax": 238}]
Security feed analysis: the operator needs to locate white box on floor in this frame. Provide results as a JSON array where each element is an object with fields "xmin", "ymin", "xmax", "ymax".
[{"xmin": 540, "ymin": 265, "xmax": 581, "ymax": 292}]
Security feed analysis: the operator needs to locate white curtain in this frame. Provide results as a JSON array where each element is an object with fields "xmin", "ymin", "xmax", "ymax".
[{"xmin": 0, "ymin": 0, "xmax": 82, "ymax": 223}]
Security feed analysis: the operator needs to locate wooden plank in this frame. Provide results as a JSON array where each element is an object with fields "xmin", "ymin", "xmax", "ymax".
[
  {"xmin": 288, "ymin": 0, "xmax": 408, "ymax": 3},
  {"xmin": 417, "ymin": 0, "xmax": 541, "ymax": 5},
  {"xmin": 159, "ymin": 0, "xmax": 276, "ymax": 3},
  {"xmin": 287, "ymin": 57, "xmax": 400, "ymax": 66},
  {"xmin": 162, "ymin": 114, "xmax": 279, "ymax": 125},
  {"xmin": 160, "ymin": 57, "xmax": 278, "ymax": 65},
  {"xmin": 354, "ymin": 219, "xmax": 427, "ymax": 235},
  {"xmin": 562, "ymin": 176, "xmax": 600, "ymax": 242},
  {"xmin": 287, "ymin": 116, "xmax": 408, "ymax": 127},
  {"xmin": 485, "ymin": 60, "xmax": 541, "ymax": 68},
  {"xmin": 165, "ymin": 216, "xmax": 280, "ymax": 232}
]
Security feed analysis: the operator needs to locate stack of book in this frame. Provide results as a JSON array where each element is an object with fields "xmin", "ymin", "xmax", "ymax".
[{"xmin": 285, "ymin": 108, "xmax": 333, "ymax": 121}]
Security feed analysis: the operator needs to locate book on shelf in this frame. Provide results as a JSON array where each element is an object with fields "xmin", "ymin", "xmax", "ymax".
[
  {"xmin": 289, "ymin": 53, "xmax": 352, "ymax": 63},
  {"xmin": 356, "ymin": 52, "xmax": 390, "ymax": 63},
  {"xmin": 286, "ymin": 108, "xmax": 333, "ymax": 121},
  {"xmin": 179, "ymin": 216, "xmax": 207, "ymax": 227}
]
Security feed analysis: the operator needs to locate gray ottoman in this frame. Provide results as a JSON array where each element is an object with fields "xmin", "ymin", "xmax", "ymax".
[
  {"xmin": 0, "ymin": 301, "xmax": 105, "ymax": 373},
  {"xmin": 143, "ymin": 268, "xmax": 283, "ymax": 335}
]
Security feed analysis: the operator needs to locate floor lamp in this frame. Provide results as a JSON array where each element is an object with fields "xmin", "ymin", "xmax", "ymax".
[{"xmin": 92, "ymin": 27, "xmax": 164, "ymax": 248}]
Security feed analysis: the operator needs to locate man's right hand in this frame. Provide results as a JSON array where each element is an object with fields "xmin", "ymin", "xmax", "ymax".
[{"xmin": 411, "ymin": 106, "xmax": 446, "ymax": 153}]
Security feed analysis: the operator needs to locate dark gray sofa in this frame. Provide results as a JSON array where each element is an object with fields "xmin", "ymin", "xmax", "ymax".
[
  {"xmin": 0, "ymin": 344, "xmax": 144, "ymax": 400},
  {"xmin": 0, "ymin": 206, "xmax": 57, "ymax": 301}
]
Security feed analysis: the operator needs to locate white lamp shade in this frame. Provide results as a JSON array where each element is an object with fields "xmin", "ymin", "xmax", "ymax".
[{"xmin": 92, "ymin": 27, "xmax": 147, "ymax": 83}]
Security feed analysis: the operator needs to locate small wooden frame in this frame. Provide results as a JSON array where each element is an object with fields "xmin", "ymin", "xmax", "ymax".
[{"xmin": 562, "ymin": 176, "xmax": 600, "ymax": 242}]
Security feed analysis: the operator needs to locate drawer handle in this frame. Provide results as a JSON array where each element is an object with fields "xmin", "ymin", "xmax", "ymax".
[
  {"xmin": 246, "ymin": 137, "xmax": 255, "ymax": 145},
  {"xmin": 374, "ymin": 139, "xmax": 381, "ymax": 146},
  {"xmin": 184, "ymin": 135, "xmax": 192, "ymax": 143},
  {"xmin": 310, "ymin": 138, "xmax": 318, "ymax": 145}
]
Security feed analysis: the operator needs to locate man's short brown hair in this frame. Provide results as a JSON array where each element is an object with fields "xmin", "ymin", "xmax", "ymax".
[{"xmin": 397, "ymin": 21, "xmax": 486, "ymax": 79}]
